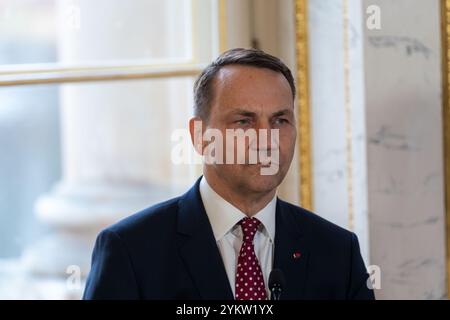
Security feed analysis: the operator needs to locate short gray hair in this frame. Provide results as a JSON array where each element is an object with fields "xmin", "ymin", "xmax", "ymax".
[{"xmin": 193, "ymin": 48, "xmax": 296, "ymax": 121}]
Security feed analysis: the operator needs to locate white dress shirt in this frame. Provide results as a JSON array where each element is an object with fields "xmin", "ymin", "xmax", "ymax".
[{"xmin": 199, "ymin": 177, "xmax": 276, "ymax": 297}]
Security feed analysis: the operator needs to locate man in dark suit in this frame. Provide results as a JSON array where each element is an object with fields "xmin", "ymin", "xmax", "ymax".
[{"xmin": 83, "ymin": 48, "xmax": 375, "ymax": 300}]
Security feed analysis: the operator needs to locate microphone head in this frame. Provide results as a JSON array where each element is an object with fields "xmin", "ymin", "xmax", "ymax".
[{"xmin": 268, "ymin": 268, "xmax": 285, "ymax": 291}]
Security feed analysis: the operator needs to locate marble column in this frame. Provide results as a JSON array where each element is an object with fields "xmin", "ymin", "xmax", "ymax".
[{"xmin": 308, "ymin": 0, "xmax": 370, "ymax": 263}]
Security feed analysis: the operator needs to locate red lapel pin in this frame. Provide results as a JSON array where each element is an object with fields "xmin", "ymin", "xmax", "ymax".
[{"xmin": 293, "ymin": 252, "xmax": 301, "ymax": 259}]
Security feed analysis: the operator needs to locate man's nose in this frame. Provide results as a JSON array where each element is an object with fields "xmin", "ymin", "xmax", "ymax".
[{"xmin": 251, "ymin": 121, "xmax": 279, "ymax": 151}]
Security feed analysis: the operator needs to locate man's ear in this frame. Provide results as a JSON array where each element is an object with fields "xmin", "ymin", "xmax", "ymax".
[{"xmin": 189, "ymin": 117, "xmax": 204, "ymax": 155}]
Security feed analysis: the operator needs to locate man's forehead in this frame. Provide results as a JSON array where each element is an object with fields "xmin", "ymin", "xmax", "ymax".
[
  {"xmin": 209, "ymin": 65, "xmax": 294, "ymax": 118},
  {"xmin": 212, "ymin": 65, "xmax": 293, "ymax": 100},
  {"xmin": 215, "ymin": 64, "xmax": 283, "ymax": 82}
]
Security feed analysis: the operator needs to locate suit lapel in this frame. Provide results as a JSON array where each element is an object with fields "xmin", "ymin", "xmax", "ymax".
[
  {"xmin": 176, "ymin": 178, "xmax": 234, "ymax": 300},
  {"xmin": 273, "ymin": 199, "xmax": 310, "ymax": 300}
]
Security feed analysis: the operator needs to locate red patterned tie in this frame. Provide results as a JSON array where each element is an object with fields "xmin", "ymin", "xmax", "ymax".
[{"xmin": 235, "ymin": 217, "xmax": 267, "ymax": 300}]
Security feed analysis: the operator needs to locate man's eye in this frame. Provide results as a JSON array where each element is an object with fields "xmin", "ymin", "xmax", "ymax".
[
  {"xmin": 235, "ymin": 119, "xmax": 250, "ymax": 125},
  {"xmin": 274, "ymin": 118, "xmax": 288, "ymax": 125}
]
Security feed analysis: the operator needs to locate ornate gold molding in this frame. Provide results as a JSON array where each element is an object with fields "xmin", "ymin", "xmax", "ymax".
[
  {"xmin": 218, "ymin": 0, "xmax": 228, "ymax": 53},
  {"xmin": 440, "ymin": 0, "xmax": 450, "ymax": 299},
  {"xmin": 295, "ymin": 0, "xmax": 313, "ymax": 211}
]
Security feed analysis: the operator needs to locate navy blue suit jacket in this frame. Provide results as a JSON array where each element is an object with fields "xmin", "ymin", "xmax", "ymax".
[{"xmin": 83, "ymin": 178, "xmax": 375, "ymax": 300}]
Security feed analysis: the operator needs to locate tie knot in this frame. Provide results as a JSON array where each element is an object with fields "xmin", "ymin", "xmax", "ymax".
[{"xmin": 239, "ymin": 217, "xmax": 261, "ymax": 242}]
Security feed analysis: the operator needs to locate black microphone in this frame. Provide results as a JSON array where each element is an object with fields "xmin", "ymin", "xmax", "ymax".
[{"xmin": 268, "ymin": 269, "xmax": 285, "ymax": 300}]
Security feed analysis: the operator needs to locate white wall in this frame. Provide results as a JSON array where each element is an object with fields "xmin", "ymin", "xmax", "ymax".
[
  {"xmin": 308, "ymin": 0, "xmax": 447, "ymax": 299},
  {"xmin": 364, "ymin": 0, "xmax": 446, "ymax": 299}
]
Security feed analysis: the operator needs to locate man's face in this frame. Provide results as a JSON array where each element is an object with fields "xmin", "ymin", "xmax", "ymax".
[{"xmin": 202, "ymin": 65, "xmax": 296, "ymax": 195}]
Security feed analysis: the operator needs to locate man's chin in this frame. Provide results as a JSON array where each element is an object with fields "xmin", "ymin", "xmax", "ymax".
[{"xmin": 243, "ymin": 173, "xmax": 282, "ymax": 193}]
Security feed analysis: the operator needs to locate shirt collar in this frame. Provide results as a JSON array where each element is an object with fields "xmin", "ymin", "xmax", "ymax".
[{"xmin": 199, "ymin": 176, "xmax": 276, "ymax": 242}]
